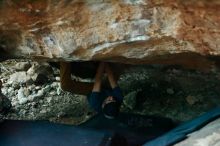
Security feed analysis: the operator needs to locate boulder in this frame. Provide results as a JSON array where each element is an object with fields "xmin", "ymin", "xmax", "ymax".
[
  {"xmin": 27, "ymin": 62, "xmax": 54, "ymax": 84},
  {"xmin": 0, "ymin": 0, "xmax": 219, "ymax": 69},
  {"xmin": 0, "ymin": 93, "xmax": 11, "ymax": 114},
  {"xmin": 0, "ymin": 80, "xmax": 12, "ymax": 115},
  {"xmin": 17, "ymin": 87, "xmax": 30, "ymax": 104},
  {"xmin": 175, "ymin": 118, "xmax": 220, "ymax": 146},
  {"xmin": 8, "ymin": 71, "xmax": 31, "ymax": 84},
  {"xmin": 14, "ymin": 62, "xmax": 31, "ymax": 71}
]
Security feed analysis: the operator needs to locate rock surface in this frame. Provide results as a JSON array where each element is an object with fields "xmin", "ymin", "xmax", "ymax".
[
  {"xmin": 1, "ymin": 60, "xmax": 220, "ymax": 124},
  {"xmin": 0, "ymin": 0, "xmax": 219, "ymax": 67},
  {"xmin": 175, "ymin": 118, "xmax": 220, "ymax": 146},
  {"xmin": 0, "ymin": 60, "xmax": 94, "ymax": 124},
  {"xmin": 0, "ymin": 80, "xmax": 11, "ymax": 122}
]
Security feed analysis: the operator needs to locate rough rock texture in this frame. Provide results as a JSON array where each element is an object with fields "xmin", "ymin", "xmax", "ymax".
[
  {"xmin": 0, "ymin": 0, "xmax": 219, "ymax": 67},
  {"xmin": 0, "ymin": 60, "xmax": 220, "ymax": 124},
  {"xmin": 175, "ymin": 118, "xmax": 220, "ymax": 146},
  {"xmin": 0, "ymin": 80, "xmax": 11, "ymax": 122},
  {"xmin": 0, "ymin": 60, "xmax": 94, "ymax": 124}
]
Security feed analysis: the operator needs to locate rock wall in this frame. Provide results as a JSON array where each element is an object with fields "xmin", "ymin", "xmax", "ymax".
[
  {"xmin": 0, "ymin": 0, "xmax": 219, "ymax": 66},
  {"xmin": 0, "ymin": 60, "xmax": 93, "ymax": 123},
  {"xmin": 1, "ymin": 60, "xmax": 220, "ymax": 124},
  {"xmin": 175, "ymin": 118, "xmax": 220, "ymax": 146}
]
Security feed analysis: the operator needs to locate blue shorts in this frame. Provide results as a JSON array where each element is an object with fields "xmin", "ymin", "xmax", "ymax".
[{"xmin": 87, "ymin": 86, "xmax": 123, "ymax": 113}]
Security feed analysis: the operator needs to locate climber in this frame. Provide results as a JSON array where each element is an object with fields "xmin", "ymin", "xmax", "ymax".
[
  {"xmin": 60, "ymin": 62, "xmax": 123, "ymax": 119},
  {"xmin": 0, "ymin": 80, "xmax": 12, "ymax": 115},
  {"xmin": 87, "ymin": 62, "xmax": 123, "ymax": 119}
]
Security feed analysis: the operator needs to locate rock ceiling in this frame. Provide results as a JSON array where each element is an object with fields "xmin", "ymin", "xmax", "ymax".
[{"xmin": 0, "ymin": 0, "xmax": 219, "ymax": 68}]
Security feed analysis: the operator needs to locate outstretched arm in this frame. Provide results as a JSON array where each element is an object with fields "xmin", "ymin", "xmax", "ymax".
[
  {"xmin": 105, "ymin": 63, "xmax": 124, "ymax": 104},
  {"xmin": 105, "ymin": 63, "xmax": 117, "ymax": 89},
  {"xmin": 60, "ymin": 62, "xmax": 94, "ymax": 95},
  {"xmin": 92, "ymin": 62, "xmax": 105, "ymax": 92}
]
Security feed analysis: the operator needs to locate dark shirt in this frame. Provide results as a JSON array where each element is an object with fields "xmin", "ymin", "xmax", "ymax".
[{"xmin": 87, "ymin": 86, "xmax": 123, "ymax": 113}]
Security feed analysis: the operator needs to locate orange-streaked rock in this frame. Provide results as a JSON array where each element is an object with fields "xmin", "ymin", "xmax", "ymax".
[{"xmin": 0, "ymin": 0, "xmax": 219, "ymax": 68}]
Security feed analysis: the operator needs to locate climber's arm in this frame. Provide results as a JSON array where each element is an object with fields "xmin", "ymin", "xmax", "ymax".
[
  {"xmin": 87, "ymin": 63, "xmax": 105, "ymax": 113},
  {"xmin": 92, "ymin": 62, "xmax": 105, "ymax": 92},
  {"xmin": 105, "ymin": 63, "xmax": 117, "ymax": 89},
  {"xmin": 60, "ymin": 62, "xmax": 93, "ymax": 95}
]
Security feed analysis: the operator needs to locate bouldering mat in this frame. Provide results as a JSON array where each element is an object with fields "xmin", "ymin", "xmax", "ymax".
[
  {"xmin": 144, "ymin": 106, "xmax": 220, "ymax": 146},
  {"xmin": 0, "ymin": 120, "xmax": 113, "ymax": 146},
  {"xmin": 80, "ymin": 113, "xmax": 176, "ymax": 146},
  {"xmin": 0, "ymin": 113, "xmax": 175, "ymax": 146}
]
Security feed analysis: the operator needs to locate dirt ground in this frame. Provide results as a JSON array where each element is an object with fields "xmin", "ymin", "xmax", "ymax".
[
  {"xmin": 1, "ymin": 60, "xmax": 220, "ymax": 125},
  {"xmin": 119, "ymin": 65, "xmax": 220, "ymax": 122}
]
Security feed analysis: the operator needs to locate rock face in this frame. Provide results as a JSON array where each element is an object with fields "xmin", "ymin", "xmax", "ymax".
[
  {"xmin": 1, "ymin": 60, "xmax": 93, "ymax": 124},
  {"xmin": 0, "ymin": 80, "xmax": 11, "ymax": 120},
  {"xmin": 0, "ymin": 0, "xmax": 219, "ymax": 66},
  {"xmin": 175, "ymin": 118, "xmax": 220, "ymax": 146}
]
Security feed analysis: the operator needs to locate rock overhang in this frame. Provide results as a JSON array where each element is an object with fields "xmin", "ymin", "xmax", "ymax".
[{"xmin": 0, "ymin": 0, "xmax": 219, "ymax": 68}]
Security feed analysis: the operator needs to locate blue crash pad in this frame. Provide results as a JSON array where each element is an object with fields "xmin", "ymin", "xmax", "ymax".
[
  {"xmin": 0, "ymin": 113, "xmax": 175, "ymax": 146},
  {"xmin": 144, "ymin": 106, "xmax": 220, "ymax": 146},
  {"xmin": 80, "ymin": 113, "xmax": 175, "ymax": 146},
  {"xmin": 0, "ymin": 120, "xmax": 113, "ymax": 146}
]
